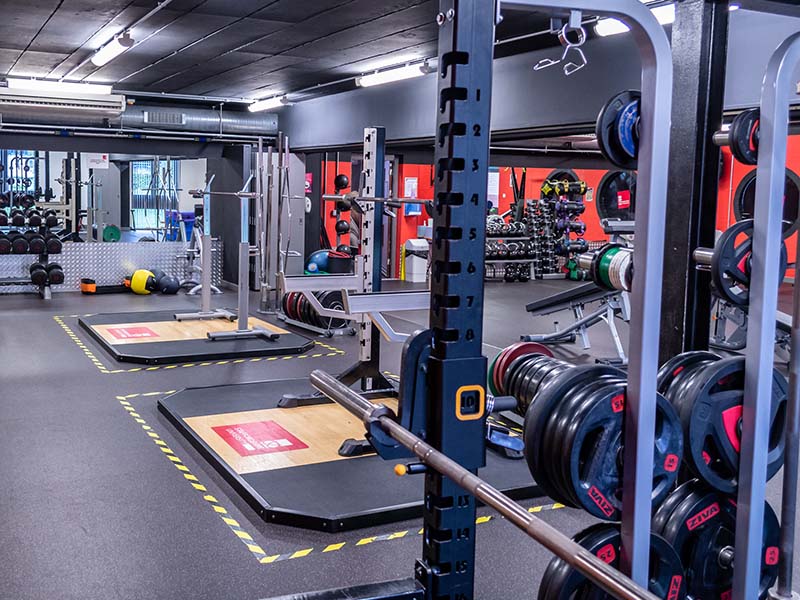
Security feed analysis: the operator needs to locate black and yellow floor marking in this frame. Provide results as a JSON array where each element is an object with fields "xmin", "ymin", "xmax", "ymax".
[
  {"xmin": 257, "ymin": 502, "xmax": 564, "ymax": 564},
  {"xmin": 118, "ymin": 388, "xmax": 563, "ymax": 567},
  {"xmin": 116, "ymin": 392, "xmax": 273, "ymax": 563},
  {"xmin": 55, "ymin": 314, "xmax": 345, "ymax": 375}
]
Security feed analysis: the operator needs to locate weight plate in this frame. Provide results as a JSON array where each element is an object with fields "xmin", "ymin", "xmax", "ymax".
[
  {"xmin": 733, "ymin": 168, "xmax": 800, "ymax": 238},
  {"xmin": 657, "ymin": 351, "xmax": 722, "ymax": 396},
  {"xmin": 522, "ymin": 360, "xmax": 572, "ymax": 413},
  {"xmin": 660, "ymin": 482, "xmax": 779, "ymax": 599},
  {"xmin": 326, "ymin": 291, "xmax": 348, "ymax": 329},
  {"xmin": 546, "ymin": 376, "xmax": 627, "ymax": 511},
  {"xmin": 682, "ymin": 357, "xmax": 786, "ymax": 493},
  {"xmin": 290, "ymin": 292, "xmax": 303, "ymax": 322},
  {"xmin": 711, "ymin": 219, "xmax": 788, "ymax": 306},
  {"xmin": 615, "ymin": 99, "xmax": 640, "ymax": 159},
  {"xmin": 652, "ymin": 480, "xmax": 699, "ymax": 535},
  {"xmin": 596, "ymin": 90, "xmax": 641, "ymax": 170},
  {"xmin": 496, "ymin": 343, "xmax": 553, "ymax": 395},
  {"xmin": 487, "ymin": 353, "xmax": 501, "ymax": 396},
  {"xmin": 506, "ymin": 354, "xmax": 546, "ymax": 404},
  {"xmin": 559, "ymin": 382, "xmax": 682, "ymax": 519},
  {"xmin": 524, "ymin": 366, "xmax": 623, "ymax": 503},
  {"xmin": 596, "ymin": 170, "xmax": 636, "ymax": 222},
  {"xmin": 729, "ymin": 108, "xmax": 760, "ymax": 166},
  {"xmin": 538, "ymin": 524, "xmax": 686, "ymax": 600}
]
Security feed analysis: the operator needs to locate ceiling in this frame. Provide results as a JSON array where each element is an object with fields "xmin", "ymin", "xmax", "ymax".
[{"xmin": 0, "ymin": 0, "xmax": 558, "ymax": 102}]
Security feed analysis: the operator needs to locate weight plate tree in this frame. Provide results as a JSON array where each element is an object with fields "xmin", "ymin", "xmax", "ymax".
[
  {"xmin": 732, "ymin": 168, "xmax": 800, "ymax": 237},
  {"xmin": 597, "ymin": 170, "xmax": 637, "ymax": 222}
]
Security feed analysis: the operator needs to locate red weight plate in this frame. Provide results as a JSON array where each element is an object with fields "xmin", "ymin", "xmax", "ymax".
[{"xmin": 495, "ymin": 342, "xmax": 554, "ymax": 395}]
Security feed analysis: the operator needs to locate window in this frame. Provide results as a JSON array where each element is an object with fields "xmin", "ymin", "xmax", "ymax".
[{"xmin": 130, "ymin": 159, "xmax": 180, "ymax": 231}]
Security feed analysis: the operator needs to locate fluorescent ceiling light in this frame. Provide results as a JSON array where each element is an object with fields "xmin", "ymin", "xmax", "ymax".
[
  {"xmin": 6, "ymin": 77, "xmax": 113, "ymax": 96},
  {"xmin": 356, "ymin": 63, "xmax": 427, "ymax": 88},
  {"xmin": 595, "ymin": 3, "xmax": 675, "ymax": 36},
  {"xmin": 729, "ymin": 3, "xmax": 740, "ymax": 9},
  {"xmin": 248, "ymin": 96, "xmax": 288, "ymax": 112},
  {"xmin": 91, "ymin": 32, "xmax": 134, "ymax": 67}
]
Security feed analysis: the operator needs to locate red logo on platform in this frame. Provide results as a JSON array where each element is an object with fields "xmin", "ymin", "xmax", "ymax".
[
  {"xmin": 617, "ymin": 190, "xmax": 631, "ymax": 209},
  {"xmin": 213, "ymin": 421, "xmax": 308, "ymax": 457},
  {"xmin": 596, "ymin": 543, "xmax": 616, "ymax": 564},
  {"xmin": 588, "ymin": 485, "xmax": 615, "ymax": 517},
  {"xmin": 686, "ymin": 502, "xmax": 720, "ymax": 531},
  {"xmin": 667, "ymin": 575, "xmax": 683, "ymax": 600},
  {"xmin": 107, "ymin": 326, "xmax": 158, "ymax": 340}
]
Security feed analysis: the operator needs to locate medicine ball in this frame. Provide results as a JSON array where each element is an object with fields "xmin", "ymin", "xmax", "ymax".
[
  {"xmin": 150, "ymin": 269, "xmax": 166, "ymax": 287},
  {"xmin": 130, "ymin": 269, "xmax": 156, "ymax": 295},
  {"xmin": 159, "ymin": 275, "xmax": 180, "ymax": 294},
  {"xmin": 335, "ymin": 219, "xmax": 350, "ymax": 235},
  {"xmin": 306, "ymin": 249, "xmax": 330, "ymax": 273},
  {"xmin": 334, "ymin": 174, "xmax": 349, "ymax": 191}
]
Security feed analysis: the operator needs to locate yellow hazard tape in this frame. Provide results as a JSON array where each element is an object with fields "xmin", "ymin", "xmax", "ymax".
[
  {"xmin": 55, "ymin": 315, "xmax": 345, "ymax": 375},
  {"xmin": 116, "ymin": 393, "xmax": 269, "ymax": 563}
]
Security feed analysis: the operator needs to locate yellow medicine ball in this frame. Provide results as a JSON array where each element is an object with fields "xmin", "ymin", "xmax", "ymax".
[{"xmin": 130, "ymin": 269, "xmax": 156, "ymax": 295}]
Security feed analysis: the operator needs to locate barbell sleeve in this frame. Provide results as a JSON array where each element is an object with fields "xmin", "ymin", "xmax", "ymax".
[{"xmin": 309, "ymin": 369, "xmax": 660, "ymax": 600}]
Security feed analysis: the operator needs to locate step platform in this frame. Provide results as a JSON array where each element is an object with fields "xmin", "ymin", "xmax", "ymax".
[
  {"xmin": 79, "ymin": 310, "xmax": 313, "ymax": 365},
  {"xmin": 159, "ymin": 378, "xmax": 540, "ymax": 532}
]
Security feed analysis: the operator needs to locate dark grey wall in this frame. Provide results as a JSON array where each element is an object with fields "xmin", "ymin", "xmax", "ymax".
[
  {"xmin": 208, "ymin": 145, "xmax": 251, "ymax": 284},
  {"xmin": 724, "ymin": 9, "xmax": 800, "ymax": 108},
  {"xmin": 282, "ymin": 9, "xmax": 800, "ymax": 150}
]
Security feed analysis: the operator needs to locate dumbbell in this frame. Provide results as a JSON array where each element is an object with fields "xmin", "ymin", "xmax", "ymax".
[
  {"xmin": 25, "ymin": 231, "xmax": 46, "ymax": 254},
  {"xmin": 27, "ymin": 208, "xmax": 42, "ymax": 227},
  {"xmin": 46, "ymin": 263, "xmax": 64, "ymax": 285},
  {"xmin": 45, "ymin": 234, "xmax": 62, "ymax": 254},
  {"xmin": 7, "ymin": 231, "xmax": 28, "ymax": 254},
  {"xmin": 554, "ymin": 239, "xmax": 589, "ymax": 256},
  {"xmin": 43, "ymin": 209, "xmax": 58, "ymax": 229},
  {"xmin": 10, "ymin": 209, "xmax": 25, "ymax": 227},
  {"xmin": 0, "ymin": 234, "xmax": 10, "ymax": 254},
  {"xmin": 0, "ymin": 210, "xmax": 7, "ymax": 227},
  {"xmin": 30, "ymin": 263, "xmax": 47, "ymax": 287}
]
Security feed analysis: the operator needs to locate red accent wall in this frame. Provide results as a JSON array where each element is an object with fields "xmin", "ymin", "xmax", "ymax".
[
  {"xmin": 396, "ymin": 163, "xmax": 435, "ymax": 275},
  {"xmin": 320, "ymin": 142, "xmax": 800, "ymax": 278},
  {"xmin": 495, "ymin": 167, "xmax": 610, "ymax": 242}
]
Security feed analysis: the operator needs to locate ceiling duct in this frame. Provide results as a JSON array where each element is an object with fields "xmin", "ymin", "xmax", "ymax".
[
  {"xmin": 0, "ymin": 93, "xmax": 278, "ymax": 137},
  {"xmin": 120, "ymin": 105, "xmax": 277, "ymax": 136}
]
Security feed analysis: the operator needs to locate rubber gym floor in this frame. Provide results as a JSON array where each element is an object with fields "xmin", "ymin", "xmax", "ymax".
[{"xmin": 1, "ymin": 281, "xmax": 797, "ymax": 600}]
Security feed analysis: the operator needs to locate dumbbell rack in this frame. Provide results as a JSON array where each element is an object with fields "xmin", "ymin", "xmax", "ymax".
[
  {"xmin": 0, "ymin": 247, "xmax": 61, "ymax": 300},
  {"xmin": 484, "ymin": 234, "xmax": 535, "ymax": 282}
]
